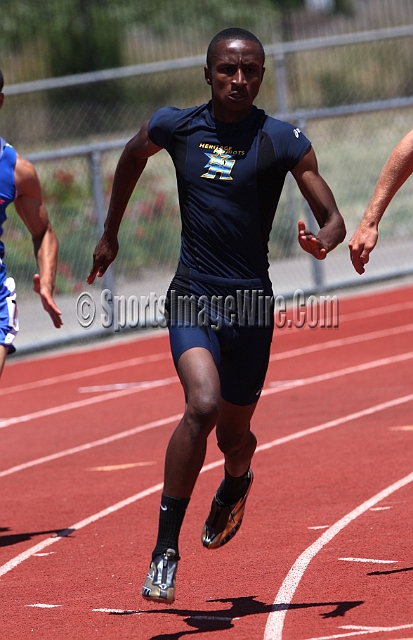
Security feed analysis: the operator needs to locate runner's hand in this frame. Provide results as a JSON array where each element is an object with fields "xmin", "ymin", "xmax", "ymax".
[
  {"xmin": 87, "ymin": 235, "xmax": 118, "ymax": 284},
  {"xmin": 297, "ymin": 220, "xmax": 327, "ymax": 260}
]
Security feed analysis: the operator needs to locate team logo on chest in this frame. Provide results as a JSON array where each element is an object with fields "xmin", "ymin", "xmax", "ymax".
[{"xmin": 201, "ymin": 147, "xmax": 236, "ymax": 181}]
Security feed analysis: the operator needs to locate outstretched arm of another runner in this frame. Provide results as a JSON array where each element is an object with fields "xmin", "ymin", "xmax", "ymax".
[
  {"xmin": 349, "ymin": 129, "xmax": 413, "ymax": 274},
  {"xmin": 292, "ymin": 146, "xmax": 346, "ymax": 260},
  {"xmin": 13, "ymin": 156, "xmax": 63, "ymax": 328},
  {"xmin": 87, "ymin": 121, "xmax": 163, "ymax": 284}
]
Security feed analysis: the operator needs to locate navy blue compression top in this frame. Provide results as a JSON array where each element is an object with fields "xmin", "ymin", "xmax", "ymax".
[{"xmin": 148, "ymin": 102, "xmax": 311, "ymax": 280}]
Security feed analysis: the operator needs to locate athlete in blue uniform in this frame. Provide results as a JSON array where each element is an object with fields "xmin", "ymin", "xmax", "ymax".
[
  {"xmin": 88, "ymin": 28, "xmax": 346, "ymax": 604},
  {"xmin": 0, "ymin": 70, "xmax": 62, "ymax": 378}
]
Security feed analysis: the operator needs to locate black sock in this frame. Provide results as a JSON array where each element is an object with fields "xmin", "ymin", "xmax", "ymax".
[
  {"xmin": 216, "ymin": 467, "xmax": 250, "ymax": 506},
  {"xmin": 152, "ymin": 494, "xmax": 190, "ymax": 560}
]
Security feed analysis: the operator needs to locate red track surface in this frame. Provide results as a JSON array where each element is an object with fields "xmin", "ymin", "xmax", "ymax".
[{"xmin": 1, "ymin": 284, "xmax": 413, "ymax": 640}]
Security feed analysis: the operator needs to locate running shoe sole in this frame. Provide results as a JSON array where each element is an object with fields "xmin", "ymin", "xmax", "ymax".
[{"xmin": 142, "ymin": 548, "xmax": 178, "ymax": 604}]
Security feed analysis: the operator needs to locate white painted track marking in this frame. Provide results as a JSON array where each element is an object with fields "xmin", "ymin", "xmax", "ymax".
[
  {"xmin": 0, "ymin": 414, "xmax": 182, "ymax": 478},
  {"xmin": 270, "ymin": 323, "xmax": 413, "ymax": 362},
  {"xmin": 0, "ymin": 377, "xmax": 178, "ymax": 429},
  {"xmin": 1, "ymin": 352, "xmax": 170, "ymax": 396},
  {"xmin": 1, "ymin": 393, "xmax": 412, "ymax": 579},
  {"xmin": 263, "ymin": 351, "xmax": 413, "ymax": 397},
  {"xmin": 78, "ymin": 382, "xmax": 153, "ymax": 392},
  {"xmin": 1, "ymin": 370, "xmax": 412, "ymax": 481},
  {"xmin": 303, "ymin": 622, "xmax": 413, "ymax": 640},
  {"xmin": 26, "ymin": 603, "xmax": 61, "ymax": 608},
  {"xmin": 2, "ymin": 350, "xmax": 413, "ymax": 432},
  {"xmin": 2, "ymin": 308, "xmax": 412, "ymax": 397},
  {"xmin": 336, "ymin": 299, "xmax": 413, "ymax": 323},
  {"xmin": 338, "ymin": 558, "xmax": 398, "ymax": 563},
  {"xmin": 88, "ymin": 462, "xmax": 155, "ymax": 471},
  {"xmin": 263, "ymin": 472, "xmax": 413, "ymax": 640},
  {"xmin": 256, "ymin": 393, "xmax": 413, "ymax": 451},
  {"xmin": 93, "ymin": 608, "xmax": 141, "ymax": 614}
]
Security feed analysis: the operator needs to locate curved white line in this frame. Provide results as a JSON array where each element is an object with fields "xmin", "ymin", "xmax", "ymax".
[{"xmin": 264, "ymin": 471, "xmax": 413, "ymax": 640}]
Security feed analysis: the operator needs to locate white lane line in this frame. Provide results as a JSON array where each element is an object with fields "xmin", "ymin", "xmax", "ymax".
[
  {"xmin": 369, "ymin": 507, "xmax": 391, "ymax": 511},
  {"xmin": 1, "ymin": 388, "xmax": 413, "ymax": 483},
  {"xmin": 79, "ymin": 382, "xmax": 153, "ymax": 393},
  {"xmin": 0, "ymin": 377, "xmax": 178, "ymax": 430},
  {"xmin": 1, "ymin": 393, "xmax": 413, "ymax": 579},
  {"xmin": 270, "ymin": 323, "xmax": 413, "ymax": 362},
  {"xmin": 263, "ymin": 472, "xmax": 413, "ymax": 640},
  {"xmin": 0, "ymin": 414, "xmax": 181, "ymax": 478},
  {"xmin": 308, "ymin": 526, "xmax": 329, "ymax": 530},
  {"xmin": 256, "ymin": 394, "xmax": 413, "ymax": 451},
  {"xmin": 93, "ymin": 608, "xmax": 141, "ymax": 615},
  {"xmin": 303, "ymin": 623, "xmax": 413, "ymax": 640},
  {"xmin": 2, "ymin": 350, "xmax": 413, "ymax": 433},
  {"xmin": 1, "ymin": 375, "xmax": 412, "ymax": 483},
  {"xmin": 26, "ymin": 603, "xmax": 61, "ymax": 608},
  {"xmin": 391, "ymin": 425, "xmax": 413, "ymax": 431},
  {"xmin": 88, "ymin": 462, "xmax": 155, "ymax": 471},
  {"xmin": 1, "ymin": 352, "xmax": 170, "ymax": 396},
  {"xmin": 338, "ymin": 557, "xmax": 398, "ymax": 563},
  {"xmin": 0, "ymin": 482, "xmax": 164, "ymax": 577},
  {"xmin": 337, "ymin": 299, "xmax": 413, "ymax": 323},
  {"xmin": 263, "ymin": 351, "xmax": 413, "ymax": 398},
  {"xmin": 2, "ymin": 304, "xmax": 412, "ymax": 397}
]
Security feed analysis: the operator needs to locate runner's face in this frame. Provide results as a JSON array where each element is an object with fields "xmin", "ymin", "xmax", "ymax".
[{"xmin": 205, "ymin": 39, "xmax": 265, "ymax": 122}]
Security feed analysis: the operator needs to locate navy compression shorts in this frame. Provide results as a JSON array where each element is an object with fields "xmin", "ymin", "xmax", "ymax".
[{"xmin": 166, "ymin": 263, "xmax": 274, "ymax": 406}]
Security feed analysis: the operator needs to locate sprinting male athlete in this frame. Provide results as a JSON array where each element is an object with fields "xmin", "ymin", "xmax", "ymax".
[
  {"xmin": 87, "ymin": 28, "xmax": 346, "ymax": 604},
  {"xmin": 0, "ymin": 69, "xmax": 62, "ymax": 377}
]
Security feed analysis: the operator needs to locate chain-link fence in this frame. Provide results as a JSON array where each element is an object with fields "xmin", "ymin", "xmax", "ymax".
[{"xmin": 2, "ymin": 0, "xmax": 413, "ymax": 350}]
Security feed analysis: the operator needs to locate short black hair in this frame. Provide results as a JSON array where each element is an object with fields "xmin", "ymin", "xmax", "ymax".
[
  {"xmin": 0, "ymin": 69, "xmax": 4, "ymax": 93},
  {"xmin": 206, "ymin": 28, "xmax": 265, "ymax": 68}
]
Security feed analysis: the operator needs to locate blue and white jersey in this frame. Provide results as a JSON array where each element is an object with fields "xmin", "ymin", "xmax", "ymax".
[
  {"xmin": 148, "ymin": 102, "xmax": 311, "ymax": 280},
  {"xmin": 0, "ymin": 137, "xmax": 17, "ymax": 265}
]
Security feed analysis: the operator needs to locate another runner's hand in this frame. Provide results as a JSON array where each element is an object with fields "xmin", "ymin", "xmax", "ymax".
[
  {"xmin": 87, "ymin": 235, "xmax": 119, "ymax": 284},
  {"xmin": 297, "ymin": 220, "xmax": 327, "ymax": 260},
  {"xmin": 348, "ymin": 224, "xmax": 378, "ymax": 275},
  {"xmin": 33, "ymin": 274, "xmax": 63, "ymax": 328}
]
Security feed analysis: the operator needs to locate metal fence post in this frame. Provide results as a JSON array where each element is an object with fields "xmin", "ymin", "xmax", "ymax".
[
  {"xmin": 90, "ymin": 149, "xmax": 115, "ymax": 295},
  {"xmin": 273, "ymin": 46, "xmax": 288, "ymax": 115}
]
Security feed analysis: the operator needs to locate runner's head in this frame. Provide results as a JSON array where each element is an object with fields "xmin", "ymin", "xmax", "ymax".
[
  {"xmin": 206, "ymin": 28, "xmax": 265, "ymax": 69},
  {"xmin": 205, "ymin": 29, "xmax": 265, "ymax": 122}
]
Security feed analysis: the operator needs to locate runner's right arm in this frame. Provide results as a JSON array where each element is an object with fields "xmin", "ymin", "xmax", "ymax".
[{"xmin": 87, "ymin": 121, "xmax": 162, "ymax": 284}]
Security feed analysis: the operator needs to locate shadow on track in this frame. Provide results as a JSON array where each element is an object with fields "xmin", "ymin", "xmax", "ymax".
[
  {"xmin": 368, "ymin": 565, "xmax": 413, "ymax": 576},
  {"xmin": 0, "ymin": 527, "xmax": 69, "ymax": 547},
  {"xmin": 108, "ymin": 595, "xmax": 364, "ymax": 638}
]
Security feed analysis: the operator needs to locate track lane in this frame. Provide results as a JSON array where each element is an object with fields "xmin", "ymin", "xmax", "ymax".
[{"xmin": 1, "ymin": 284, "xmax": 413, "ymax": 639}]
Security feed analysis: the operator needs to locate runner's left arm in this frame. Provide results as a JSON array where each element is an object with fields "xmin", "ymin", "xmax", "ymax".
[{"xmin": 291, "ymin": 146, "xmax": 346, "ymax": 260}]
